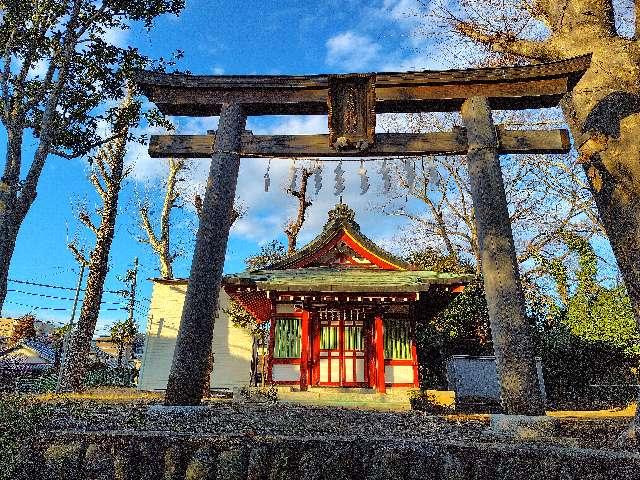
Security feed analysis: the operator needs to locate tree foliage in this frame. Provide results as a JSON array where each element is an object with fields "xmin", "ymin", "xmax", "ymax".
[
  {"xmin": 9, "ymin": 314, "xmax": 36, "ymax": 346},
  {"xmin": 537, "ymin": 231, "xmax": 639, "ymax": 354},
  {"xmin": 0, "ymin": 0, "xmax": 184, "ymax": 313},
  {"xmin": 245, "ymin": 240, "xmax": 287, "ymax": 271},
  {"xmin": 406, "ymin": 247, "xmax": 474, "ymax": 275},
  {"xmin": 409, "ymin": 248, "xmax": 492, "ymax": 388},
  {"xmin": 534, "ymin": 231, "xmax": 639, "ymax": 407},
  {"xmin": 109, "ymin": 318, "xmax": 138, "ymax": 367},
  {"xmin": 223, "ymin": 299, "xmax": 268, "ymax": 343}
]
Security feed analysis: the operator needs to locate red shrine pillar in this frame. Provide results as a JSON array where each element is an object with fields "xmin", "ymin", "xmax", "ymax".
[
  {"xmin": 374, "ymin": 315, "xmax": 386, "ymax": 394},
  {"xmin": 300, "ymin": 310, "xmax": 310, "ymax": 391}
]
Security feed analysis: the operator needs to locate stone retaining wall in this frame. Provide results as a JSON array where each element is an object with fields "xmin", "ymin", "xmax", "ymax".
[{"xmin": 14, "ymin": 431, "xmax": 640, "ymax": 480}]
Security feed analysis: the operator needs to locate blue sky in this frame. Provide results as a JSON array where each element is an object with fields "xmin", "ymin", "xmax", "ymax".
[
  {"xmin": 4, "ymin": 0, "xmax": 458, "ymax": 333},
  {"xmin": 1, "ymin": 0, "xmax": 618, "ymax": 334}
]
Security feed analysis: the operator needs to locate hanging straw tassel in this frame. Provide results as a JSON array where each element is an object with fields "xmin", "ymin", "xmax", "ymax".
[
  {"xmin": 288, "ymin": 159, "xmax": 297, "ymax": 192},
  {"xmin": 358, "ymin": 160, "xmax": 369, "ymax": 195},
  {"xmin": 380, "ymin": 159, "xmax": 391, "ymax": 193},
  {"xmin": 264, "ymin": 158, "xmax": 271, "ymax": 192},
  {"xmin": 428, "ymin": 158, "xmax": 441, "ymax": 189},
  {"xmin": 405, "ymin": 158, "xmax": 416, "ymax": 192}
]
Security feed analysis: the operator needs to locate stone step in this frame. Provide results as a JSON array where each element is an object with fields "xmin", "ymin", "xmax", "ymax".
[{"xmin": 275, "ymin": 387, "xmax": 413, "ymax": 411}]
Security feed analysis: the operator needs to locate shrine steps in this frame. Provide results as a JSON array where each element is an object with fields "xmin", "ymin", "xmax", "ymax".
[{"xmin": 275, "ymin": 386, "xmax": 413, "ymax": 411}]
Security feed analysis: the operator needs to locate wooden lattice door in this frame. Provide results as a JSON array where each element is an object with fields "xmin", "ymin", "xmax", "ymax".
[{"xmin": 318, "ymin": 308, "xmax": 367, "ymax": 387}]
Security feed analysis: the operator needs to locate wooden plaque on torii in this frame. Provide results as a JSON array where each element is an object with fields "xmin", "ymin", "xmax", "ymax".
[{"xmin": 327, "ymin": 73, "xmax": 376, "ymax": 152}]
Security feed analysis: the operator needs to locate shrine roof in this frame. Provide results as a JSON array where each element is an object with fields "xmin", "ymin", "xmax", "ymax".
[
  {"xmin": 223, "ymin": 267, "xmax": 472, "ymax": 293},
  {"xmin": 266, "ymin": 203, "xmax": 410, "ymax": 271}
]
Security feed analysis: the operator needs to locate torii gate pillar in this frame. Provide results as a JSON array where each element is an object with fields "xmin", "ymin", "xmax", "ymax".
[
  {"xmin": 461, "ymin": 97, "xmax": 545, "ymax": 415},
  {"xmin": 165, "ymin": 103, "xmax": 246, "ymax": 406}
]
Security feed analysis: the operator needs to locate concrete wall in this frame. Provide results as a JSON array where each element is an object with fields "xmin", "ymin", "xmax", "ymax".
[
  {"xmin": 21, "ymin": 430, "xmax": 640, "ymax": 480},
  {"xmin": 137, "ymin": 281, "xmax": 254, "ymax": 391}
]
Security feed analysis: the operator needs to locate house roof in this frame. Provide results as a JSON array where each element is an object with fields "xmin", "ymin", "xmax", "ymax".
[{"xmin": 0, "ymin": 339, "xmax": 56, "ymax": 366}]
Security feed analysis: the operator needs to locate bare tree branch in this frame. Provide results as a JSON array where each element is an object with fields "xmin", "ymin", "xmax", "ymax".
[
  {"xmin": 67, "ymin": 242, "xmax": 89, "ymax": 267},
  {"xmin": 453, "ymin": 20, "xmax": 556, "ymax": 60},
  {"xmin": 89, "ymin": 173, "xmax": 107, "ymax": 200},
  {"xmin": 78, "ymin": 210, "xmax": 99, "ymax": 236},
  {"xmin": 285, "ymin": 167, "xmax": 314, "ymax": 254}
]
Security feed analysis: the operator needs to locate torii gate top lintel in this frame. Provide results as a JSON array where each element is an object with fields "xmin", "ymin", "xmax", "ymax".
[
  {"xmin": 137, "ymin": 55, "xmax": 589, "ymax": 160},
  {"xmin": 137, "ymin": 55, "xmax": 591, "ymax": 117}
]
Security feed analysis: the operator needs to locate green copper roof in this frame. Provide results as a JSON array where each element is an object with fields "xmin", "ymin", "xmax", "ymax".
[{"xmin": 224, "ymin": 267, "xmax": 472, "ymax": 293}]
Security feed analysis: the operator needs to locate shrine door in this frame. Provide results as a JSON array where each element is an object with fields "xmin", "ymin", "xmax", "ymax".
[{"xmin": 318, "ymin": 308, "xmax": 367, "ymax": 387}]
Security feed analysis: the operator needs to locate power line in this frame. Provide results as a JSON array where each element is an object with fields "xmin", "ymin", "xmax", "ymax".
[
  {"xmin": 7, "ymin": 288, "xmax": 127, "ymax": 306},
  {"xmin": 8, "ymin": 278, "xmax": 127, "ymax": 295},
  {"xmin": 5, "ymin": 299, "xmax": 127, "ymax": 313},
  {"xmin": 8, "ymin": 289, "xmax": 78, "ymax": 302},
  {"xmin": 5, "ymin": 300, "xmax": 69, "ymax": 312}
]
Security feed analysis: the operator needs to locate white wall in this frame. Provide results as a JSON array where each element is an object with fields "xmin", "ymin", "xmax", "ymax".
[
  {"xmin": 137, "ymin": 281, "xmax": 254, "ymax": 391},
  {"xmin": 384, "ymin": 365, "xmax": 414, "ymax": 384}
]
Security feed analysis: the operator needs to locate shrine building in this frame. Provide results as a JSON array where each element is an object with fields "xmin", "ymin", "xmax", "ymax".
[{"xmin": 138, "ymin": 203, "xmax": 471, "ymax": 393}]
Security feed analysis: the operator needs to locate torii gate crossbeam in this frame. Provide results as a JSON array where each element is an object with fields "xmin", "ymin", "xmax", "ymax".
[{"xmin": 135, "ymin": 55, "xmax": 591, "ymax": 412}]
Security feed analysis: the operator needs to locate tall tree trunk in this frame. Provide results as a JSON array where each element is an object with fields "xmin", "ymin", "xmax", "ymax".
[
  {"xmin": 0, "ymin": 127, "xmax": 26, "ymax": 312},
  {"xmin": 57, "ymin": 92, "xmax": 133, "ymax": 392},
  {"xmin": 57, "ymin": 174, "xmax": 123, "ymax": 391},
  {"xmin": 139, "ymin": 158, "xmax": 187, "ymax": 279},
  {"xmin": 164, "ymin": 103, "xmax": 246, "ymax": 406},
  {"xmin": 0, "ymin": 216, "xmax": 19, "ymax": 313},
  {"xmin": 0, "ymin": 2, "xmax": 80, "ymax": 313}
]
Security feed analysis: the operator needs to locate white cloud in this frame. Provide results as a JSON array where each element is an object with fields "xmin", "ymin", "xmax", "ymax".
[
  {"xmin": 381, "ymin": 0, "xmax": 422, "ymax": 25},
  {"xmin": 326, "ymin": 31, "xmax": 381, "ymax": 70},
  {"xmin": 28, "ymin": 59, "xmax": 49, "ymax": 79},
  {"xmin": 101, "ymin": 26, "xmax": 130, "ymax": 48}
]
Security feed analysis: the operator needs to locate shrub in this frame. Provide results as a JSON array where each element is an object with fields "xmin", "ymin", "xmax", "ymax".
[
  {"xmin": 0, "ymin": 395, "xmax": 51, "ymax": 480},
  {"xmin": 540, "ymin": 326, "xmax": 639, "ymax": 410},
  {"xmin": 408, "ymin": 389, "xmax": 454, "ymax": 414}
]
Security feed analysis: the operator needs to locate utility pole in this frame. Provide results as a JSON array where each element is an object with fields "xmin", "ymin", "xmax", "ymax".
[
  {"xmin": 56, "ymin": 263, "xmax": 85, "ymax": 392},
  {"xmin": 126, "ymin": 257, "xmax": 138, "ymax": 324},
  {"xmin": 121, "ymin": 257, "xmax": 138, "ymax": 366}
]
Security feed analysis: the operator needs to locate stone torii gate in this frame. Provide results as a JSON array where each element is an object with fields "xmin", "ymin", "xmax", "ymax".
[{"xmin": 136, "ymin": 55, "xmax": 590, "ymax": 412}]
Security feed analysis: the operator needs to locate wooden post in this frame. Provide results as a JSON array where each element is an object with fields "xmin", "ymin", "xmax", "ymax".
[
  {"xmin": 267, "ymin": 314, "xmax": 277, "ymax": 385},
  {"xmin": 374, "ymin": 315, "xmax": 386, "ymax": 394},
  {"xmin": 300, "ymin": 310, "xmax": 310, "ymax": 391},
  {"xmin": 461, "ymin": 96, "xmax": 545, "ymax": 416},
  {"xmin": 164, "ymin": 103, "xmax": 247, "ymax": 406},
  {"xmin": 410, "ymin": 317, "xmax": 419, "ymax": 388}
]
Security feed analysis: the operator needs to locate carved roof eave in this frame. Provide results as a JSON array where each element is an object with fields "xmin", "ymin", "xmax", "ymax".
[{"xmin": 265, "ymin": 216, "xmax": 411, "ymax": 271}]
